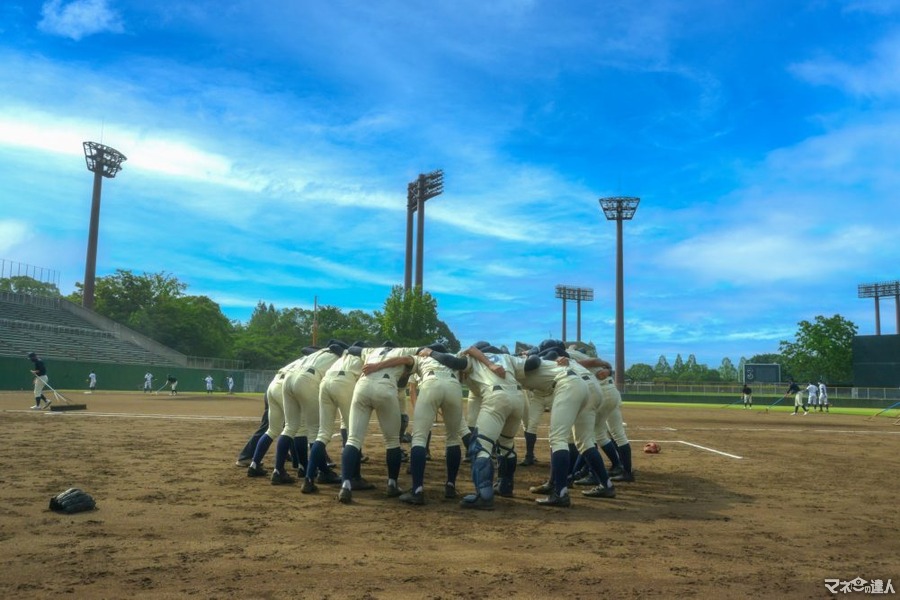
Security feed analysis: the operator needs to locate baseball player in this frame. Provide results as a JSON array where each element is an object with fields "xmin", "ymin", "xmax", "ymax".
[
  {"xmin": 806, "ymin": 381, "xmax": 819, "ymax": 411},
  {"xmin": 456, "ymin": 343, "xmax": 526, "ymax": 510},
  {"xmin": 28, "ymin": 352, "xmax": 51, "ymax": 409},
  {"xmin": 143, "ymin": 372, "xmax": 153, "ymax": 393},
  {"xmin": 784, "ymin": 379, "xmax": 806, "ymax": 415},
  {"xmin": 818, "ymin": 381, "xmax": 829, "ymax": 412},
  {"xmin": 87, "ymin": 370, "xmax": 97, "ymax": 394},
  {"xmin": 165, "ymin": 374, "xmax": 178, "ymax": 395},
  {"xmin": 362, "ymin": 343, "xmax": 466, "ymax": 505},
  {"xmin": 336, "ymin": 341, "xmax": 418, "ymax": 504},
  {"xmin": 226, "ymin": 375, "xmax": 235, "ymax": 394},
  {"xmin": 258, "ymin": 341, "xmax": 347, "ymax": 485},
  {"xmin": 567, "ymin": 346, "xmax": 632, "ymax": 486},
  {"xmin": 204, "ymin": 374, "xmax": 214, "ymax": 394},
  {"xmin": 512, "ymin": 341, "xmax": 612, "ymax": 507},
  {"xmin": 742, "ymin": 383, "xmax": 753, "ymax": 409},
  {"xmin": 303, "ymin": 342, "xmax": 374, "ymax": 494}
]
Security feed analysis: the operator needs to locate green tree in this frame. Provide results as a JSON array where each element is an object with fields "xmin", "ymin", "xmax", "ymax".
[
  {"xmin": 0, "ymin": 275, "xmax": 61, "ymax": 295},
  {"xmin": 672, "ymin": 354, "xmax": 685, "ymax": 377},
  {"xmin": 626, "ymin": 363, "xmax": 655, "ymax": 382},
  {"xmin": 654, "ymin": 355, "xmax": 671, "ymax": 379},
  {"xmin": 718, "ymin": 357, "xmax": 738, "ymax": 382},
  {"xmin": 779, "ymin": 314, "xmax": 857, "ymax": 384},
  {"xmin": 375, "ymin": 286, "xmax": 448, "ymax": 348},
  {"xmin": 68, "ymin": 269, "xmax": 186, "ymax": 325}
]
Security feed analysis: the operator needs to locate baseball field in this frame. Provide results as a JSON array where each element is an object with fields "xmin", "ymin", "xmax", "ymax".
[{"xmin": 1, "ymin": 390, "xmax": 897, "ymax": 599}]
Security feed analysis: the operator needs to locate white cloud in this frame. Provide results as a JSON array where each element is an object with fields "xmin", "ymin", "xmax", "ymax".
[{"xmin": 38, "ymin": 0, "xmax": 124, "ymax": 40}]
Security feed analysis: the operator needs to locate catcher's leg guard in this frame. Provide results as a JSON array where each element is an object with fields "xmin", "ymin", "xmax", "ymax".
[{"xmin": 472, "ymin": 455, "xmax": 495, "ymax": 501}]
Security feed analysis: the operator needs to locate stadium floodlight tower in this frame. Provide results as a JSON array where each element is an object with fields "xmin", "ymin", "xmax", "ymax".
[
  {"xmin": 82, "ymin": 141, "xmax": 126, "ymax": 310},
  {"xmin": 555, "ymin": 285, "xmax": 594, "ymax": 343},
  {"xmin": 599, "ymin": 196, "xmax": 640, "ymax": 391},
  {"xmin": 404, "ymin": 169, "xmax": 444, "ymax": 290}
]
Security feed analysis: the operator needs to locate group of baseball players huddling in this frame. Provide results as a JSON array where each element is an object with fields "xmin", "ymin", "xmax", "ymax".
[{"xmin": 238, "ymin": 338, "xmax": 634, "ymax": 509}]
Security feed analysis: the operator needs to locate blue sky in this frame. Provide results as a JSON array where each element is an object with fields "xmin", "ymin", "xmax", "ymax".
[{"xmin": 1, "ymin": 0, "xmax": 898, "ymax": 368}]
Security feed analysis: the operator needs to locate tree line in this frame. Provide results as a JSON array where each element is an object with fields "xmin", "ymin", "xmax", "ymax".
[{"xmin": 1, "ymin": 272, "xmax": 856, "ymax": 382}]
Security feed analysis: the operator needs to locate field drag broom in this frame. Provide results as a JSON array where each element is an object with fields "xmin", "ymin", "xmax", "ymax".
[{"xmin": 37, "ymin": 375, "xmax": 87, "ymax": 411}]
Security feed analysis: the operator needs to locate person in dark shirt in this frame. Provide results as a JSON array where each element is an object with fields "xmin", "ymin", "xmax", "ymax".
[
  {"xmin": 28, "ymin": 352, "xmax": 51, "ymax": 410},
  {"xmin": 742, "ymin": 383, "xmax": 752, "ymax": 409}
]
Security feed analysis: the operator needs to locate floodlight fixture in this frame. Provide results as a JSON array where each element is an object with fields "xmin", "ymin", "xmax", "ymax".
[
  {"xmin": 599, "ymin": 196, "xmax": 640, "ymax": 391},
  {"xmin": 404, "ymin": 169, "xmax": 444, "ymax": 290},
  {"xmin": 82, "ymin": 141, "xmax": 127, "ymax": 310},
  {"xmin": 555, "ymin": 285, "xmax": 594, "ymax": 342},
  {"xmin": 858, "ymin": 280, "xmax": 900, "ymax": 335}
]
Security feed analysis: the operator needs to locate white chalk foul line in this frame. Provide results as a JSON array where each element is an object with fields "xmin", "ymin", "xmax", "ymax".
[{"xmin": 675, "ymin": 440, "xmax": 743, "ymax": 459}]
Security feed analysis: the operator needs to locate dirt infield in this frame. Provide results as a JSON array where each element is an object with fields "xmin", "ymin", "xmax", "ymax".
[{"xmin": 0, "ymin": 391, "xmax": 897, "ymax": 599}]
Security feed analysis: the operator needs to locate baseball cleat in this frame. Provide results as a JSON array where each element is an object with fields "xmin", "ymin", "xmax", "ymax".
[
  {"xmin": 300, "ymin": 479, "xmax": 319, "ymax": 494},
  {"xmin": 519, "ymin": 455, "xmax": 537, "ymax": 467},
  {"xmin": 235, "ymin": 459, "xmax": 251, "ymax": 468},
  {"xmin": 385, "ymin": 482, "xmax": 403, "ymax": 498},
  {"xmin": 270, "ymin": 470, "xmax": 296, "ymax": 485},
  {"xmin": 459, "ymin": 493, "xmax": 494, "ymax": 511},
  {"xmin": 607, "ymin": 465, "xmax": 624, "ymax": 478},
  {"xmin": 611, "ymin": 471, "xmax": 635, "ymax": 483},
  {"xmin": 444, "ymin": 483, "xmax": 457, "ymax": 499},
  {"xmin": 574, "ymin": 473, "xmax": 600, "ymax": 486},
  {"xmin": 247, "ymin": 464, "xmax": 267, "ymax": 477},
  {"xmin": 337, "ymin": 487, "xmax": 352, "ymax": 504},
  {"xmin": 529, "ymin": 481, "xmax": 553, "ymax": 495},
  {"xmin": 582, "ymin": 485, "xmax": 616, "ymax": 498},
  {"xmin": 350, "ymin": 477, "xmax": 375, "ymax": 491},
  {"xmin": 399, "ymin": 490, "xmax": 425, "ymax": 505},
  {"xmin": 30, "ymin": 404, "xmax": 41, "ymax": 410},
  {"xmin": 316, "ymin": 469, "xmax": 342, "ymax": 485},
  {"xmin": 536, "ymin": 492, "xmax": 571, "ymax": 507}
]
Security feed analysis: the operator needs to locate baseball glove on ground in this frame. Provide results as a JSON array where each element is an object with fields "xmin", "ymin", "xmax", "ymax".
[
  {"xmin": 49, "ymin": 488, "xmax": 96, "ymax": 514},
  {"xmin": 643, "ymin": 442, "xmax": 661, "ymax": 454}
]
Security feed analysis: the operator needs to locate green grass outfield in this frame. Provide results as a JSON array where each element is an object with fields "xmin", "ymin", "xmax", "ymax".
[{"xmin": 624, "ymin": 399, "xmax": 900, "ymax": 418}]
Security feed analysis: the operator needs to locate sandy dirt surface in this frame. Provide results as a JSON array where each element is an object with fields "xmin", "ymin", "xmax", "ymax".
[{"xmin": 0, "ymin": 390, "xmax": 897, "ymax": 599}]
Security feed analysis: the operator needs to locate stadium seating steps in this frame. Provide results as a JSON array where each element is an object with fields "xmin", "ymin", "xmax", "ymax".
[{"xmin": 0, "ymin": 295, "xmax": 174, "ymax": 365}]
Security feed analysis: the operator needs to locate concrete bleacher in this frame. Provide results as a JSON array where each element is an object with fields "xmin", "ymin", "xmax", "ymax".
[{"xmin": 0, "ymin": 293, "xmax": 175, "ymax": 365}]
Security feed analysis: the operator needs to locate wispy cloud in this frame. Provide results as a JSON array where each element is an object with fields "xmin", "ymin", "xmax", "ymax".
[{"xmin": 38, "ymin": 0, "xmax": 124, "ymax": 40}]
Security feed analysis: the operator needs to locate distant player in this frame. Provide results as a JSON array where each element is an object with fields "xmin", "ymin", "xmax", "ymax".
[
  {"xmin": 87, "ymin": 370, "xmax": 97, "ymax": 394},
  {"xmin": 742, "ymin": 383, "xmax": 752, "ymax": 409},
  {"xmin": 144, "ymin": 372, "xmax": 154, "ymax": 393},
  {"xmin": 226, "ymin": 375, "xmax": 235, "ymax": 394},
  {"xmin": 806, "ymin": 381, "xmax": 818, "ymax": 412},
  {"xmin": 818, "ymin": 381, "xmax": 828, "ymax": 412},
  {"xmin": 28, "ymin": 352, "xmax": 51, "ymax": 409},
  {"xmin": 784, "ymin": 379, "xmax": 806, "ymax": 415},
  {"xmin": 204, "ymin": 374, "xmax": 214, "ymax": 394},
  {"xmin": 166, "ymin": 375, "xmax": 178, "ymax": 395}
]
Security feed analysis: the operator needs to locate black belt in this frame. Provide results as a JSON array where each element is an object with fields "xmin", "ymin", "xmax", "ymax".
[
  {"xmin": 382, "ymin": 374, "xmax": 391, "ymax": 379},
  {"xmin": 306, "ymin": 368, "xmax": 316, "ymax": 375},
  {"xmin": 566, "ymin": 369, "xmax": 576, "ymax": 377},
  {"xmin": 337, "ymin": 370, "xmax": 345, "ymax": 376},
  {"xmin": 581, "ymin": 375, "xmax": 591, "ymax": 381},
  {"xmin": 492, "ymin": 384, "xmax": 522, "ymax": 391},
  {"xmin": 426, "ymin": 370, "xmax": 457, "ymax": 379}
]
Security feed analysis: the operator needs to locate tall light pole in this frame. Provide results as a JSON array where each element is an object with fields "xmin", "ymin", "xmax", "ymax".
[
  {"xmin": 600, "ymin": 196, "xmax": 640, "ymax": 391},
  {"xmin": 555, "ymin": 285, "xmax": 594, "ymax": 343},
  {"xmin": 82, "ymin": 141, "xmax": 126, "ymax": 310},
  {"xmin": 404, "ymin": 169, "xmax": 443, "ymax": 290}
]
